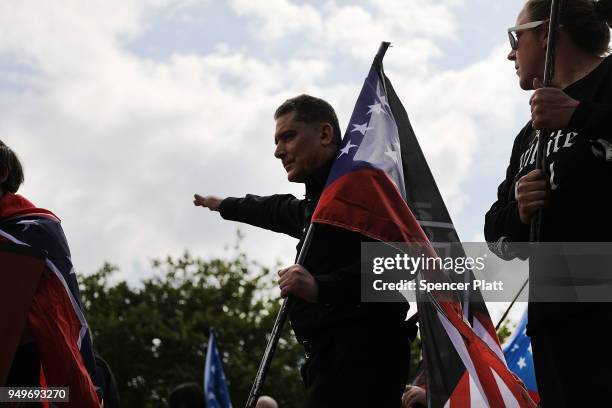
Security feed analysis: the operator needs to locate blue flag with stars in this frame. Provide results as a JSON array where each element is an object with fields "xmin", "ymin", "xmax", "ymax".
[
  {"xmin": 311, "ymin": 49, "xmax": 427, "ymax": 244},
  {"xmin": 204, "ymin": 330, "xmax": 233, "ymax": 408},
  {"xmin": 503, "ymin": 309, "xmax": 540, "ymax": 404}
]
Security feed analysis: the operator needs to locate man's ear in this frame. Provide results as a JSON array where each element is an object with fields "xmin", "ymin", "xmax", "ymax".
[{"xmin": 320, "ymin": 123, "xmax": 334, "ymax": 147}]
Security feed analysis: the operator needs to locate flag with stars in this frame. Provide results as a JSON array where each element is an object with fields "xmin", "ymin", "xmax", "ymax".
[
  {"xmin": 311, "ymin": 48, "xmax": 425, "ymax": 244},
  {"xmin": 313, "ymin": 43, "xmax": 535, "ymax": 407},
  {"xmin": 204, "ymin": 329, "xmax": 233, "ymax": 408},
  {"xmin": 503, "ymin": 309, "xmax": 539, "ymax": 404},
  {"xmin": 0, "ymin": 192, "xmax": 102, "ymax": 407}
]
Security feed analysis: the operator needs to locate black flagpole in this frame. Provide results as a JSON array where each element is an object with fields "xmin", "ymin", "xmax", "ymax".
[
  {"xmin": 374, "ymin": 41, "xmax": 428, "ymax": 329},
  {"xmin": 374, "ymin": 41, "xmax": 391, "ymax": 93},
  {"xmin": 530, "ymin": 0, "xmax": 563, "ymax": 242},
  {"xmin": 245, "ymin": 224, "xmax": 316, "ymax": 408},
  {"xmin": 495, "ymin": 278, "xmax": 529, "ymax": 331}
]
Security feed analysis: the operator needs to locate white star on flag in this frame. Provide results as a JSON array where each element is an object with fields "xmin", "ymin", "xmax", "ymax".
[
  {"xmin": 367, "ymin": 102, "xmax": 387, "ymax": 115},
  {"xmin": 376, "ymin": 83, "xmax": 390, "ymax": 109},
  {"xmin": 338, "ymin": 139, "xmax": 358, "ymax": 158},
  {"xmin": 511, "ymin": 344, "xmax": 520, "ymax": 353},
  {"xmin": 517, "ymin": 356, "xmax": 527, "ymax": 369},
  {"xmin": 528, "ymin": 344, "xmax": 532, "ymax": 354},
  {"xmin": 351, "ymin": 122, "xmax": 373, "ymax": 136},
  {"xmin": 384, "ymin": 146, "xmax": 400, "ymax": 163},
  {"xmin": 16, "ymin": 219, "xmax": 39, "ymax": 232}
]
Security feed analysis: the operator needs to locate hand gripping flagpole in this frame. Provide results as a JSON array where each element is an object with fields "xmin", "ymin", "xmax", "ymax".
[
  {"xmin": 247, "ymin": 43, "xmax": 391, "ymax": 407},
  {"xmin": 245, "ymin": 224, "xmax": 316, "ymax": 408},
  {"xmin": 530, "ymin": 0, "xmax": 563, "ymax": 242}
]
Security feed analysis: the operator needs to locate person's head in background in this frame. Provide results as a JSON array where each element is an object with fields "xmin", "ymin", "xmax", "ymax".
[
  {"xmin": 0, "ymin": 140, "xmax": 24, "ymax": 198},
  {"xmin": 256, "ymin": 395, "xmax": 279, "ymax": 408},
  {"xmin": 508, "ymin": 0, "xmax": 612, "ymax": 90},
  {"xmin": 168, "ymin": 383, "xmax": 205, "ymax": 408}
]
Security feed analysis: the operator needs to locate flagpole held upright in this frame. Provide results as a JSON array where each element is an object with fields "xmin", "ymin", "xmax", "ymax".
[
  {"xmin": 247, "ymin": 43, "xmax": 394, "ymax": 407},
  {"xmin": 530, "ymin": 0, "xmax": 563, "ymax": 242},
  {"xmin": 374, "ymin": 41, "xmax": 391, "ymax": 68},
  {"xmin": 495, "ymin": 278, "xmax": 529, "ymax": 331},
  {"xmin": 373, "ymin": 42, "xmax": 391, "ymax": 93},
  {"xmin": 245, "ymin": 224, "xmax": 316, "ymax": 408}
]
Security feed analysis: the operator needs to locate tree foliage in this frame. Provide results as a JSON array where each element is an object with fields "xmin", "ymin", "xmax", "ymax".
[
  {"xmin": 80, "ymin": 248, "xmax": 456, "ymax": 406},
  {"xmin": 80, "ymin": 251, "xmax": 305, "ymax": 407},
  {"xmin": 496, "ymin": 318, "xmax": 514, "ymax": 346}
]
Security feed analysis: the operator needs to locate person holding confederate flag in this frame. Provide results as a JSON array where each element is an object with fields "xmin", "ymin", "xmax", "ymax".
[
  {"xmin": 194, "ymin": 95, "xmax": 416, "ymax": 407},
  {"xmin": 1, "ymin": 140, "xmax": 102, "ymax": 407}
]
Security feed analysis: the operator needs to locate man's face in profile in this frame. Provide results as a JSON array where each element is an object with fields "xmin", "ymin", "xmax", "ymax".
[{"xmin": 274, "ymin": 111, "xmax": 327, "ymax": 183}]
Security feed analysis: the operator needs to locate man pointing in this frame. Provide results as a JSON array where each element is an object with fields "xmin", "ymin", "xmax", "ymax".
[{"xmin": 194, "ymin": 95, "xmax": 414, "ymax": 407}]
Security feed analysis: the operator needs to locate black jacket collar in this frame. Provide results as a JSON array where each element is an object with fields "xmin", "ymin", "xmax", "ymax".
[{"xmin": 305, "ymin": 159, "xmax": 334, "ymax": 200}]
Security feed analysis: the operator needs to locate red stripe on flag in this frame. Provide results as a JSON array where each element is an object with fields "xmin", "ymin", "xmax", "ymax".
[
  {"xmin": 28, "ymin": 270, "xmax": 101, "ymax": 408},
  {"xmin": 528, "ymin": 390, "xmax": 540, "ymax": 404},
  {"xmin": 40, "ymin": 366, "xmax": 50, "ymax": 408},
  {"xmin": 440, "ymin": 302, "xmax": 535, "ymax": 407},
  {"xmin": 473, "ymin": 310, "xmax": 501, "ymax": 350},
  {"xmin": 449, "ymin": 371, "xmax": 471, "ymax": 408},
  {"xmin": 312, "ymin": 168, "xmax": 428, "ymax": 244}
]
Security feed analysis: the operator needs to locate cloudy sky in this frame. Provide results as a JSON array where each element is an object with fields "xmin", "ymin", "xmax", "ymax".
[{"xmin": 1, "ymin": 0, "xmax": 530, "ymax": 320}]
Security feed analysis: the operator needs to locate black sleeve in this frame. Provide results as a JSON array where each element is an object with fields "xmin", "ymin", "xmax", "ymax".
[
  {"xmin": 310, "ymin": 226, "xmax": 375, "ymax": 304},
  {"xmin": 218, "ymin": 194, "xmax": 305, "ymax": 239},
  {"xmin": 484, "ymin": 126, "xmax": 530, "ymax": 259},
  {"xmin": 315, "ymin": 260, "xmax": 361, "ymax": 304},
  {"xmin": 568, "ymin": 100, "xmax": 612, "ymax": 142},
  {"xmin": 314, "ymin": 259, "xmax": 408, "ymax": 305},
  {"xmin": 313, "ymin": 228, "xmax": 410, "ymax": 327}
]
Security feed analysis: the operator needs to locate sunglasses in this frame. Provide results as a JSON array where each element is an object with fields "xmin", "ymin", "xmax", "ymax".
[{"xmin": 507, "ymin": 20, "xmax": 549, "ymax": 50}]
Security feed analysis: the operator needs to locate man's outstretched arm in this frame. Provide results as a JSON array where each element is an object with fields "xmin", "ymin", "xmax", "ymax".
[
  {"xmin": 193, "ymin": 194, "xmax": 223, "ymax": 211},
  {"xmin": 193, "ymin": 193, "xmax": 305, "ymax": 239}
]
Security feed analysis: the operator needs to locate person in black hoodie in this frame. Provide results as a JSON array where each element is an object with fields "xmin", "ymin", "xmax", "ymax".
[
  {"xmin": 485, "ymin": 0, "xmax": 612, "ymax": 406},
  {"xmin": 194, "ymin": 95, "xmax": 414, "ymax": 407}
]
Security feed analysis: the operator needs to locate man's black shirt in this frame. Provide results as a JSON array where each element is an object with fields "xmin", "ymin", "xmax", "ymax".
[{"xmin": 219, "ymin": 161, "xmax": 412, "ymax": 342}]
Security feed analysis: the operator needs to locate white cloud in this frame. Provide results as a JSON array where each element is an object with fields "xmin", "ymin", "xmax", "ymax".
[
  {"xmin": 368, "ymin": 0, "xmax": 461, "ymax": 38},
  {"xmin": 0, "ymin": 0, "xmax": 530, "ymax": 286},
  {"xmin": 0, "ymin": 1, "xmax": 167, "ymax": 71},
  {"xmin": 226, "ymin": 0, "xmax": 462, "ymax": 74},
  {"xmin": 229, "ymin": 0, "xmax": 322, "ymax": 39},
  {"xmin": 381, "ymin": 43, "xmax": 525, "ymax": 218}
]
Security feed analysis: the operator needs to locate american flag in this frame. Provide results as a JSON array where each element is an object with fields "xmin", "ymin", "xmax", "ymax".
[{"xmin": 0, "ymin": 192, "xmax": 102, "ymax": 407}]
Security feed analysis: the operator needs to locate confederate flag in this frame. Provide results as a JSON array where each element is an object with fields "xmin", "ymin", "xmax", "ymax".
[
  {"xmin": 312, "ymin": 42, "xmax": 535, "ymax": 408},
  {"xmin": 0, "ymin": 192, "xmax": 102, "ymax": 407}
]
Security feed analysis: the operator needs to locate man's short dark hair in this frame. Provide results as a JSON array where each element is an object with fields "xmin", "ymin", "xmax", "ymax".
[
  {"xmin": 168, "ymin": 382, "xmax": 205, "ymax": 408},
  {"xmin": 0, "ymin": 140, "xmax": 24, "ymax": 193},
  {"xmin": 274, "ymin": 94, "xmax": 343, "ymax": 147}
]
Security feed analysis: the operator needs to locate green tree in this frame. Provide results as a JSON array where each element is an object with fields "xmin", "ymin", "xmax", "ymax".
[
  {"xmin": 496, "ymin": 318, "xmax": 516, "ymax": 346},
  {"xmin": 80, "ymin": 251, "xmax": 305, "ymax": 407}
]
